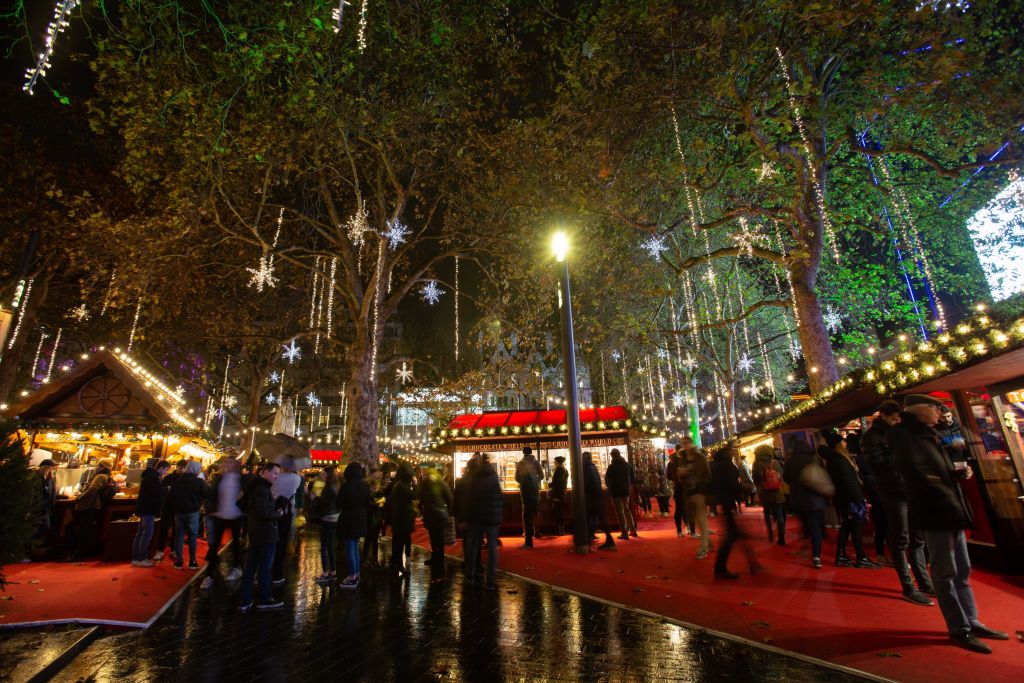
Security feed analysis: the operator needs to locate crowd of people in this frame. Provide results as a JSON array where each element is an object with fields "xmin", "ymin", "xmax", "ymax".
[{"xmin": 16, "ymin": 391, "xmax": 1010, "ymax": 654}]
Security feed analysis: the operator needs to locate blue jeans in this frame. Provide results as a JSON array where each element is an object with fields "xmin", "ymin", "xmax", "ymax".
[
  {"xmin": 173, "ymin": 512, "xmax": 200, "ymax": 564},
  {"xmin": 132, "ymin": 514, "xmax": 155, "ymax": 562},
  {"xmin": 240, "ymin": 542, "xmax": 277, "ymax": 604},
  {"xmin": 340, "ymin": 537, "xmax": 360, "ymax": 577},
  {"xmin": 466, "ymin": 524, "xmax": 500, "ymax": 585},
  {"xmin": 922, "ymin": 529, "xmax": 980, "ymax": 636}
]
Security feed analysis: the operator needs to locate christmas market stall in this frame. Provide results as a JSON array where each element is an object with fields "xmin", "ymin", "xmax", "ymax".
[
  {"xmin": 761, "ymin": 308, "xmax": 1024, "ymax": 572},
  {"xmin": 2, "ymin": 349, "xmax": 228, "ymax": 560},
  {"xmin": 433, "ymin": 406, "xmax": 667, "ymax": 533}
]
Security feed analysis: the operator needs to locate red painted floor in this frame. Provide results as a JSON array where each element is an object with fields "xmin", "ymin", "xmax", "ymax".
[
  {"xmin": 0, "ymin": 543, "xmax": 207, "ymax": 628},
  {"xmin": 414, "ymin": 506, "xmax": 1024, "ymax": 682}
]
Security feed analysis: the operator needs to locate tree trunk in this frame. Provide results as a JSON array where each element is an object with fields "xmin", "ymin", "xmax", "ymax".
[
  {"xmin": 790, "ymin": 263, "xmax": 839, "ymax": 393},
  {"xmin": 343, "ymin": 323, "xmax": 380, "ymax": 467}
]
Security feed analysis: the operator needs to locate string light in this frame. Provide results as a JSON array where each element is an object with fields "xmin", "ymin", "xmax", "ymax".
[
  {"xmin": 127, "ymin": 298, "xmax": 142, "ymax": 351},
  {"xmin": 42, "ymin": 327, "xmax": 62, "ymax": 383},
  {"xmin": 331, "ymin": 0, "xmax": 350, "ymax": 32},
  {"xmin": 397, "ymin": 362, "xmax": 413, "ymax": 384},
  {"xmin": 68, "ymin": 303, "xmax": 89, "ymax": 322},
  {"xmin": 282, "ymin": 339, "xmax": 302, "ymax": 364},
  {"xmin": 420, "ymin": 280, "xmax": 444, "ymax": 305},
  {"xmin": 357, "ymin": 0, "xmax": 370, "ymax": 53},
  {"xmin": 758, "ymin": 160, "xmax": 778, "ymax": 182},
  {"xmin": 775, "ymin": 47, "xmax": 840, "ymax": 262},
  {"xmin": 22, "ymin": 0, "xmax": 80, "ymax": 95},
  {"xmin": 6, "ymin": 277, "xmax": 33, "ymax": 350},
  {"xmin": 30, "ymin": 330, "xmax": 49, "ymax": 380},
  {"xmin": 326, "ymin": 256, "xmax": 337, "ymax": 340},
  {"xmin": 454, "ymin": 255, "xmax": 460, "ymax": 362},
  {"xmin": 100, "ymin": 270, "xmax": 115, "ymax": 316},
  {"xmin": 757, "ymin": 330, "xmax": 778, "ymax": 398},
  {"xmin": 218, "ymin": 356, "xmax": 231, "ymax": 439},
  {"xmin": 246, "ymin": 208, "xmax": 283, "ymax": 292},
  {"xmin": 370, "ymin": 238, "xmax": 386, "ymax": 389}
]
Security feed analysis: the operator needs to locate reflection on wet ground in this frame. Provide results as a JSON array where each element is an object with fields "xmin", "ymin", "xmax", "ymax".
[{"xmin": 52, "ymin": 536, "xmax": 869, "ymax": 682}]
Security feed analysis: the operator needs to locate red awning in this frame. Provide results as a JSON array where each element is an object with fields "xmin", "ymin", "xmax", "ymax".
[
  {"xmin": 310, "ymin": 449, "xmax": 343, "ymax": 462},
  {"xmin": 445, "ymin": 406, "xmax": 632, "ymax": 431}
]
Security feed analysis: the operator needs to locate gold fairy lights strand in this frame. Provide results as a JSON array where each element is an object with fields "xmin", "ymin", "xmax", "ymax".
[
  {"xmin": 22, "ymin": 0, "xmax": 79, "ymax": 95},
  {"xmin": 218, "ymin": 356, "xmax": 231, "ymax": 438},
  {"xmin": 454, "ymin": 255, "xmax": 460, "ymax": 362},
  {"xmin": 774, "ymin": 47, "xmax": 840, "ymax": 262},
  {"xmin": 127, "ymin": 298, "xmax": 142, "ymax": 351},
  {"xmin": 357, "ymin": 0, "xmax": 369, "ymax": 53},
  {"xmin": 878, "ymin": 160, "xmax": 947, "ymax": 329},
  {"xmin": 43, "ymin": 327, "xmax": 62, "ymax": 383},
  {"xmin": 6, "ymin": 277, "xmax": 34, "ymax": 351},
  {"xmin": 30, "ymin": 329, "xmax": 49, "ymax": 380},
  {"xmin": 769, "ymin": 222, "xmax": 799, "ymax": 358},
  {"xmin": 326, "ymin": 257, "xmax": 338, "ymax": 340},
  {"xmin": 100, "ymin": 270, "xmax": 115, "ymax": 315},
  {"xmin": 757, "ymin": 330, "xmax": 778, "ymax": 398},
  {"xmin": 370, "ymin": 238, "xmax": 387, "ymax": 387}
]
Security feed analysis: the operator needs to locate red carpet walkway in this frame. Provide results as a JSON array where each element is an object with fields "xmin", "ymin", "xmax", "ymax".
[
  {"xmin": 414, "ymin": 507, "xmax": 1024, "ymax": 683},
  {"xmin": 0, "ymin": 544, "xmax": 207, "ymax": 629}
]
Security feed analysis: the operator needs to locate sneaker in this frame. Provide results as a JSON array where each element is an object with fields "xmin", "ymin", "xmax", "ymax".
[
  {"xmin": 200, "ymin": 576, "xmax": 214, "ymax": 590},
  {"xmin": 835, "ymin": 556, "xmax": 855, "ymax": 567},
  {"xmin": 696, "ymin": 550, "xmax": 708, "ymax": 560},
  {"xmin": 226, "ymin": 567, "xmax": 243, "ymax": 582},
  {"xmin": 520, "ymin": 543, "xmax": 534, "ymax": 550},
  {"xmin": 855, "ymin": 557, "xmax": 882, "ymax": 569},
  {"xmin": 137, "ymin": 559, "xmax": 155, "ymax": 567},
  {"xmin": 340, "ymin": 577, "xmax": 360, "ymax": 589},
  {"xmin": 676, "ymin": 531, "xmax": 683, "ymax": 538},
  {"xmin": 629, "ymin": 531, "xmax": 638, "ymax": 538},
  {"xmin": 188, "ymin": 562, "xmax": 200, "ymax": 570},
  {"xmin": 714, "ymin": 569, "xmax": 740, "ymax": 580},
  {"xmin": 315, "ymin": 573, "xmax": 332, "ymax": 583},
  {"xmin": 238, "ymin": 601, "xmax": 253, "ymax": 613},
  {"xmin": 688, "ymin": 532, "xmax": 698, "ymax": 538},
  {"xmin": 272, "ymin": 578, "xmax": 286, "ymax": 586},
  {"xmin": 173, "ymin": 562, "xmax": 184, "ymax": 570},
  {"xmin": 902, "ymin": 591, "xmax": 934, "ymax": 606},
  {"xmin": 152, "ymin": 551, "xmax": 164, "ymax": 562},
  {"xmin": 256, "ymin": 600, "xmax": 284, "ymax": 610},
  {"xmin": 920, "ymin": 585, "xmax": 937, "ymax": 597},
  {"xmin": 618, "ymin": 534, "xmax": 629, "ymax": 541},
  {"xmin": 598, "ymin": 541, "xmax": 617, "ymax": 551},
  {"xmin": 811, "ymin": 557, "xmax": 822, "ymax": 569},
  {"xmin": 950, "ymin": 633, "xmax": 992, "ymax": 654},
  {"xmin": 971, "ymin": 624, "xmax": 1009, "ymax": 640}
]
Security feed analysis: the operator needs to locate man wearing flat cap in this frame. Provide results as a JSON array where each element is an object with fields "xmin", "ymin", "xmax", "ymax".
[{"xmin": 889, "ymin": 393, "xmax": 1008, "ymax": 653}]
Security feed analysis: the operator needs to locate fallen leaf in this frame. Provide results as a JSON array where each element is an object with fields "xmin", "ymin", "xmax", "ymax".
[
  {"xmin": 141, "ymin": 592, "xmax": 149, "ymax": 597},
  {"xmin": 633, "ymin": 587, "xmax": 644, "ymax": 593},
  {"xmin": 644, "ymin": 575, "xmax": 658, "ymax": 579},
  {"xmin": 28, "ymin": 580, "xmax": 40, "ymax": 584},
  {"xmin": 111, "ymin": 577, "xmax": 120, "ymax": 581},
  {"xmin": 876, "ymin": 652, "xmax": 902, "ymax": 658},
  {"xmin": 743, "ymin": 601, "xmax": 755, "ymax": 606},
  {"xmin": 763, "ymin": 637, "xmax": 773, "ymax": 644},
  {"xmin": 37, "ymin": 588, "xmax": 45, "ymax": 592},
  {"xmin": 524, "ymin": 566, "xmax": 535, "ymax": 571},
  {"xmin": 1015, "ymin": 630, "xmax": 1023, "ymax": 642},
  {"xmin": 750, "ymin": 620, "xmax": 771, "ymax": 629},
  {"xmin": 0, "ymin": 596, "xmax": 14, "ymax": 601},
  {"xmin": 615, "ymin": 569, "xmax": 625, "ymax": 574}
]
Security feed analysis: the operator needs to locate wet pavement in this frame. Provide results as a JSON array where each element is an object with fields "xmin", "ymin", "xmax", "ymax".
[{"xmin": 46, "ymin": 535, "xmax": 871, "ymax": 682}]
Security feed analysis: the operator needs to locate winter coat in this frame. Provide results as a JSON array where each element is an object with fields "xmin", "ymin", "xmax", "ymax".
[
  {"xmin": 783, "ymin": 445, "xmax": 827, "ymax": 512},
  {"xmin": 387, "ymin": 466, "xmax": 417, "ymax": 534},
  {"xmin": 29, "ymin": 471, "xmax": 56, "ymax": 526},
  {"xmin": 516, "ymin": 457, "xmax": 542, "ymax": 503},
  {"xmin": 891, "ymin": 411, "xmax": 974, "ymax": 531},
  {"xmin": 338, "ymin": 463, "xmax": 372, "ymax": 538},
  {"xmin": 453, "ymin": 467, "xmax": 477, "ymax": 523},
  {"xmin": 821, "ymin": 446, "xmax": 863, "ymax": 507},
  {"xmin": 245, "ymin": 477, "xmax": 281, "ymax": 546},
  {"xmin": 604, "ymin": 455, "xmax": 634, "ymax": 498},
  {"xmin": 751, "ymin": 455, "xmax": 785, "ymax": 505},
  {"xmin": 680, "ymin": 449, "xmax": 711, "ymax": 495},
  {"xmin": 318, "ymin": 480, "xmax": 340, "ymax": 523},
  {"xmin": 159, "ymin": 471, "xmax": 180, "ymax": 513},
  {"xmin": 549, "ymin": 464, "xmax": 568, "ymax": 500},
  {"xmin": 467, "ymin": 463, "xmax": 505, "ymax": 527},
  {"xmin": 170, "ymin": 473, "xmax": 209, "ymax": 514},
  {"xmin": 75, "ymin": 468, "xmax": 111, "ymax": 511},
  {"xmin": 708, "ymin": 451, "xmax": 742, "ymax": 512},
  {"xmin": 582, "ymin": 459, "xmax": 603, "ymax": 507},
  {"xmin": 862, "ymin": 419, "xmax": 907, "ymax": 500},
  {"xmin": 135, "ymin": 467, "xmax": 164, "ymax": 515},
  {"xmin": 419, "ymin": 472, "xmax": 453, "ymax": 525}
]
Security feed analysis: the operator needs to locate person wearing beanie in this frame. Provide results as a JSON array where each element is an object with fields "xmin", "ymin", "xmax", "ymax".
[
  {"xmin": 891, "ymin": 393, "xmax": 1008, "ymax": 653},
  {"xmin": 751, "ymin": 444, "xmax": 786, "ymax": 545},
  {"xmin": 132, "ymin": 459, "xmax": 170, "ymax": 567},
  {"xmin": 169, "ymin": 460, "xmax": 209, "ymax": 570}
]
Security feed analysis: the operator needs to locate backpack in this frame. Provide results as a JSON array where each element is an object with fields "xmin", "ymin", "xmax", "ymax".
[{"xmin": 762, "ymin": 465, "xmax": 783, "ymax": 492}]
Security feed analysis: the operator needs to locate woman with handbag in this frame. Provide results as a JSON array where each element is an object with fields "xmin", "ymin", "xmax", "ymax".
[
  {"xmin": 819, "ymin": 431, "xmax": 882, "ymax": 569},
  {"xmin": 783, "ymin": 439, "xmax": 830, "ymax": 569}
]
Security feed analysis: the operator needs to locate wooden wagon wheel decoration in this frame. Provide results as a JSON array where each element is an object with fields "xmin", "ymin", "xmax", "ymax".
[{"xmin": 78, "ymin": 376, "xmax": 131, "ymax": 417}]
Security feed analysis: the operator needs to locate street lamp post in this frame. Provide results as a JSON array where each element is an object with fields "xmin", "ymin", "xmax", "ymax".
[{"xmin": 552, "ymin": 231, "xmax": 590, "ymax": 554}]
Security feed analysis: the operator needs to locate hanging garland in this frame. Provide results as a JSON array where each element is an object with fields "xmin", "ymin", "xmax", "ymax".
[
  {"xmin": 22, "ymin": 0, "xmax": 80, "ymax": 95},
  {"xmin": 43, "ymin": 327, "xmax": 62, "ymax": 383}
]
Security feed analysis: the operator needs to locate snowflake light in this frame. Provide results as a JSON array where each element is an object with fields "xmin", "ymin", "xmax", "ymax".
[
  {"xmin": 611, "ymin": 350, "xmax": 622, "ymax": 362},
  {"xmin": 749, "ymin": 383, "xmax": 763, "ymax": 399},
  {"xmin": 791, "ymin": 339, "xmax": 803, "ymax": 360},
  {"xmin": 682, "ymin": 355, "xmax": 697, "ymax": 371},
  {"xmin": 306, "ymin": 392, "xmax": 321, "ymax": 407},
  {"xmin": 419, "ymin": 280, "xmax": 444, "ymax": 305},
  {"xmin": 269, "ymin": 371, "xmax": 280, "ymax": 383},
  {"xmin": 396, "ymin": 362, "xmax": 413, "ymax": 384},
  {"xmin": 67, "ymin": 303, "xmax": 90, "ymax": 322},
  {"xmin": 699, "ymin": 398, "xmax": 707, "ymax": 409},
  {"xmin": 282, "ymin": 338, "xmax": 302, "ymax": 364},
  {"xmin": 266, "ymin": 393, "xmax": 278, "ymax": 406},
  {"xmin": 23, "ymin": 0, "xmax": 80, "ymax": 95},
  {"xmin": 224, "ymin": 395, "xmax": 238, "ymax": 409},
  {"xmin": 383, "ymin": 219, "xmax": 411, "ymax": 249},
  {"xmin": 704, "ymin": 424, "xmax": 715, "ymax": 435},
  {"xmin": 758, "ymin": 161, "xmax": 778, "ymax": 182},
  {"xmin": 656, "ymin": 348, "xmax": 669, "ymax": 360},
  {"xmin": 174, "ymin": 385, "xmax": 186, "ymax": 401},
  {"xmin": 641, "ymin": 234, "xmax": 668, "ymax": 259},
  {"xmin": 346, "ymin": 202, "xmax": 370, "ymax": 247},
  {"xmin": 823, "ymin": 307, "xmax": 843, "ymax": 333},
  {"xmin": 246, "ymin": 256, "xmax": 279, "ymax": 292},
  {"xmin": 670, "ymin": 392, "xmax": 684, "ymax": 409},
  {"xmin": 738, "ymin": 353, "xmax": 755, "ymax": 373}
]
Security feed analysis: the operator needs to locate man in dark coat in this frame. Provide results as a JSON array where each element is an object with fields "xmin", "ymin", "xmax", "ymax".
[
  {"xmin": 338, "ymin": 462, "xmax": 371, "ymax": 587},
  {"xmin": 387, "ymin": 463, "xmax": 417, "ymax": 574},
  {"xmin": 708, "ymin": 448, "xmax": 758, "ymax": 579},
  {"xmin": 548, "ymin": 456, "xmax": 568, "ymax": 535},
  {"xmin": 169, "ymin": 460, "xmax": 209, "ymax": 570},
  {"xmin": 605, "ymin": 448, "xmax": 637, "ymax": 540},
  {"xmin": 132, "ymin": 459, "xmax": 169, "ymax": 567},
  {"xmin": 465, "ymin": 460, "xmax": 504, "ymax": 588},
  {"xmin": 891, "ymin": 394, "xmax": 1008, "ymax": 653},
  {"xmin": 515, "ymin": 447, "xmax": 543, "ymax": 548},
  {"xmin": 239, "ymin": 463, "xmax": 284, "ymax": 611},
  {"xmin": 154, "ymin": 459, "xmax": 186, "ymax": 562},
  {"xmin": 27, "ymin": 459, "xmax": 57, "ymax": 560},
  {"xmin": 583, "ymin": 452, "xmax": 616, "ymax": 551},
  {"xmin": 864, "ymin": 399, "xmax": 934, "ymax": 605}
]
